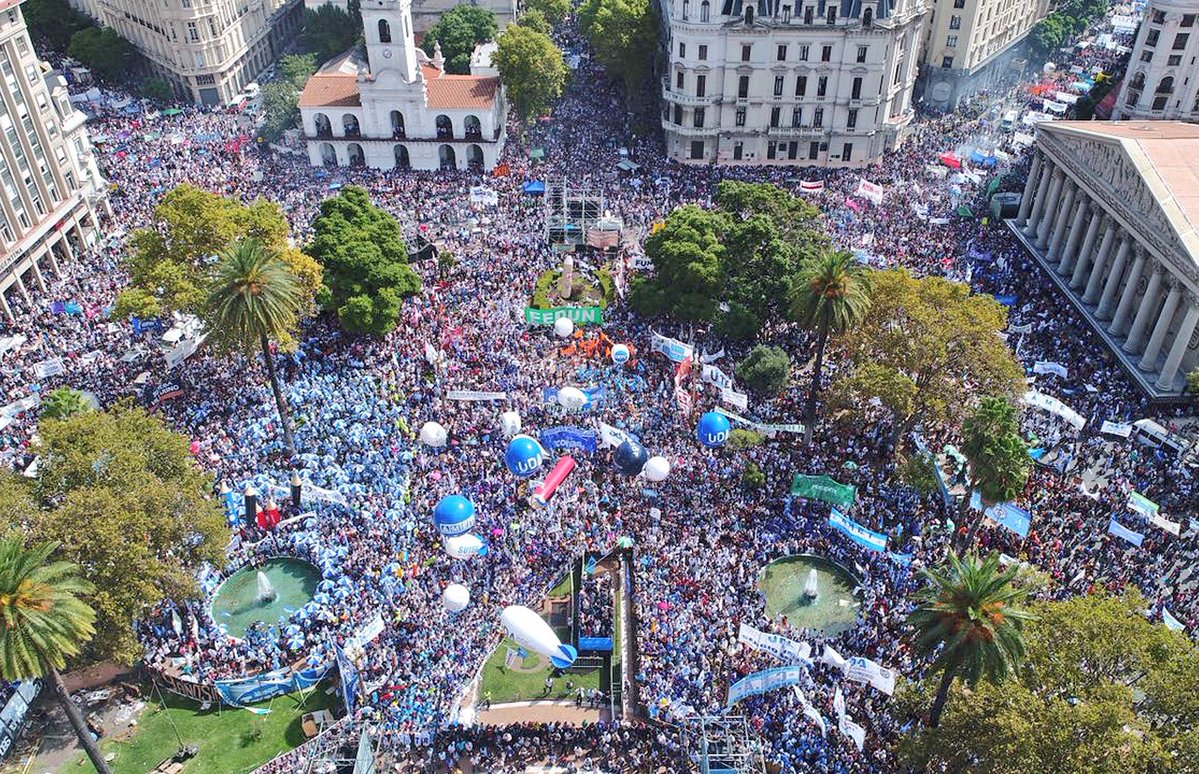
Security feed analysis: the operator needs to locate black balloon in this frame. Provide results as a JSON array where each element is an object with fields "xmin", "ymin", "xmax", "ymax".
[{"xmin": 614, "ymin": 440, "xmax": 650, "ymax": 476}]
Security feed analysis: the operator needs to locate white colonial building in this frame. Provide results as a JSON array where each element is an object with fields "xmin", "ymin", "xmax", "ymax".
[
  {"xmin": 658, "ymin": 0, "xmax": 927, "ymax": 166},
  {"xmin": 1009, "ymin": 121, "xmax": 1199, "ymax": 398},
  {"xmin": 1114, "ymin": 0, "xmax": 1199, "ymax": 121},
  {"xmin": 298, "ymin": 0, "xmax": 506, "ymax": 171}
]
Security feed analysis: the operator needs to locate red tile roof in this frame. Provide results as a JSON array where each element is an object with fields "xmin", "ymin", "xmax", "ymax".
[
  {"xmin": 422, "ymin": 64, "xmax": 499, "ymax": 110},
  {"xmin": 298, "ymin": 74, "xmax": 361, "ymax": 109}
]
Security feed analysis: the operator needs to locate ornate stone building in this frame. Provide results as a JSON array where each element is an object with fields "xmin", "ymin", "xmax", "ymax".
[
  {"xmin": 1114, "ymin": 0, "xmax": 1199, "ymax": 121},
  {"xmin": 1008, "ymin": 121, "xmax": 1199, "ymax": 398},
  {"xmin": 657, "ymin": 0, "xmax": 927, "ymax": 167},
  {"xmin": 298, "ymin": 0, "xmax": 505, "ymax": 171}
]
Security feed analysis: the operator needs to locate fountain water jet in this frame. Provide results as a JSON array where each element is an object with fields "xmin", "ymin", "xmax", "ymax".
[
  {"xmin": 802, "ymin": 568, "xmax": 819, "ymax": 601},
  {"xmin": 256, "ymin": 570, "xmax": 277, "ymax": 603}
]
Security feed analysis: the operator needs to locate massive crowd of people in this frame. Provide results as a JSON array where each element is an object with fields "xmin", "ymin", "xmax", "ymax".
[{"xmin": 2, "ymin": 2, "xmax": 1195, "ymax": 771}]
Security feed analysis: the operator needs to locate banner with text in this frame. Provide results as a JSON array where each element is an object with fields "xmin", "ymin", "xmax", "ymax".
[
  {"xmin": 524, "ymin": 306, "xmax": 604, "ymax": 325},
  {"xmin": 738, "ymin": 623, "xmax": 812, "ymax": 665},
  {"xmin": 727, "ymin": 665, "xmax": 808, "ymax": 708},
  {"xmin": 540, "ymin": 426, "xmax": 599, "ymax": 452},
  {"xmin": 649, "ymin": 332, "xmax": 694, "ymax": 363},
  {"xmin": 792, "ymin": 474, "xmax": 857, "ymax": 509}
]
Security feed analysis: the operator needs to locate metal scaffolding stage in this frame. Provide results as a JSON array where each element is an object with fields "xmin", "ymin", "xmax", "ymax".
[
  {"xmin": 544, "ymin": 179, "xmax": 606, "ymax": 247},
  {"xmin": 686, "ymin": 716, "xmax": 766, "ymax": 774}
]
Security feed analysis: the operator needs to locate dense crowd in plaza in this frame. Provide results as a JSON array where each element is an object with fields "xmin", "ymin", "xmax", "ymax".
[{"xmin": 2, "ymin": 3, "xmax": 1197, "ymax": 771}]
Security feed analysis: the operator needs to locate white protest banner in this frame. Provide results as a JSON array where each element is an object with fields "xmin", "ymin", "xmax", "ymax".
[
  {"xmin": 424, "ymin": 342, "xmax": 440, "ymax": 366},
  {"xmin": 700, "ymin": 348, "xmax": 725, "ymax": 364},
  {"xmin": 445, "ymin": 390, "xmax": 507, "ymax": 401},
  {"xmin": 1008, "ymin": 322, "xmax": 1033, "ymax": 334},
  {"xmin": 650, "ymin": 332, "xmax": 694, "ymax": 363},
  {"xmin": 505, "ymin": 647, "xmax": 522, "ymax": 669},
  {"xmin": 1149, "ymin": 512, "xmax": 1182, "ymax": 536},
  {"xmin": 1033, "ymin": 361, "xmax": 1069, "ymax": 379},
  {"xmin": 0, "ymin": 334, "xmax": 27, "ymax": 356},
  {"xmin": 799, "ymin": 180, "xmax": 825, "ymax": 194},
  {"xmin": 597, "ymin": 421, "xmax": 637, "ymax": 449},
  {"xmin": 701, "ymin": 363, "xmax": 735, "ymax": 390},
  {"xmin": 833, "ymin": 685, "xmax": 846, "ymax": 719},
  {"xmin": 715, "ymin": 406, "xmax": 804, "ymax": 437},
  {"xmin": 1100, "ymin": 420, "xmax": 1134, "ymax": 438},
  {"xmin": 838, "ymin": 716, "xmax": 866, "ymax": 751},
  {"xmin": 821, "ymin": 644, "xmax": 848, "ymax": 672},
  {"xmin": 469, "ymin": 185, "xmax": 498, "ymax": 206},
  {"xmin": 854, "ymin": 178, "xmax": 884, "ymax": 205},
  {"xmin": 32, "ymin": 357, "xmax": 65, "ymax": 380},
  {"xmin": 1022, "ymin": 390, "xmax": 1086, "ymax": 430},
  {"xmin": 803, "ymin": 704, "xmax": 827, "ymax": 735},
  {"xmin": 737, "ymin": 623, "xmax": 812, "ymax": 665},
  {"xmin": 345, "ymin": 613, "xmax": 385, "ymax": 655},
  {"xmin": 1, "ymin": 394, "xmax": 40, "ymax": 417},
  {"xmin": 726, "ymin": 665, "xmax": 807, "ymax": 707},
  {"xmin": 302, "ymin": 481, "xmax": 348, "ymax": 507},
  {"xmin": 1163, "ymin": 607, "xmax": 1186, "ymax": 632},
  {"xmin": 721, "ymin": 386, "xmax": 749, "ymax": 411},
  {"xmin": 845, "ymin": 656, "xmax": 896, "ymax": 696}
]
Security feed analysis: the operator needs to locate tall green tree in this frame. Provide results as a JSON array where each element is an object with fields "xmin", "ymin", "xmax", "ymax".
[
  {"xmin": 423, "ymin": 5, "xmax": 498, "ymax": 74},
  {"xmin": 67, "ymin": 28, "xmax": 136, "ymax": 80},
  {"xmin": 525, "ymin": 0, "xmax": 571, "ymax": 23},
  {"xmin": 204, "ymin": 240, "xmax": 306, "ymax": 458},
  {"xmin": 578, "ymin": 0, "xmax": 657, "ymax": 106},
  {"xmin": 40, "ymin": 387, "xmax": 94, "ymax": 421},
  {"xmin": 493, "ymin": 24, "xmax": 567, "ymax": 121},
  {"xmin": 259, "ymin": 54, "xmax": 319, "ymax": 142},
  {"xmin": 303, "ymin": 4, "xmax": 359, "ymax": 63},
  {"xmin": 17, "ymin": 405, "xmax": 227, "ymax": 663},
  {"xmin": 631, "ymin": 205, "xmax": 726, "ymax": 322},
  {"xmin": 900, "ymin": 592, "xmax": 1197, "ymax": 772},
  {"xmin": 959, "ymin": 396, "xmax": 1032, "ymax": 546},
  {"xmin": 0, "ymin": 541, "xmax": 110, "ymax": 773},
  {"xmin": 789, "ymin": 251, "xmax": 872, "ymax": 445},
  {"xmin": 22, "ymin": 0, "xmax": 93, "ymax": 50},
  {"xmin": 908, "ymin": 551, "xmax": 1035, "ymax": 728},
  {"xmin": 308, "ymin": 185, "xmax": 422, "ymax": 336},
  {"xmin": 736, "ymin": 345, "xmax": 791, "ymax": 394},
  {"xmin": 830, "ymin": 270, "xmax": 1025, "ymax": 451}
]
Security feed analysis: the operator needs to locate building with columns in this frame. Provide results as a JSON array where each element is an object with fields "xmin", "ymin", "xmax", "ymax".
[
  {"xmin": 1113, "ymin": 0, "xmax": 1199, "ymax": 121},
  {"xmin": 1007, "ymin": 121, "xmax": 1199, "ymax": 399},
  {"xmin": 298, "ymin": 0, "xmax": 505, "ymax": 171},
  {"xmin": 0, "ymin": 0, "xmax": 107, "ymax": 323}
]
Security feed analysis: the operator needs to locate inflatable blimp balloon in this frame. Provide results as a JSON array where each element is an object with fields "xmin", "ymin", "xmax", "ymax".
[
  {"xmin": 553, "ymin": 317, "xmax": 575, "ymax": 338},
  {"xmin": 434, "ymin": 495, "xmax": 476, "ymax": 537},
  {"xmin": 443, "ymin": 533, "xmax": 488, "ymax": 559},
  {"xmin": 443, "ymin": 583, "xmax": 470, "ymax": 612},
  {"xmin": 501, "ymin": 605, "xmax": 578, "ymax": 669},
  {"xmin": 614, "ymin": 439, "xmax": 650, "ymax": 477},
  {"xmin": 557, "ymin": 386, "xmax": 588, "ymax": 410},
  {"xmin": 419, "ymin": 421, "xmax": 448, "ymax": 448},
  {"xmin": 611, "ymin": 344, "xmax": 630, "ymax": 365},
  {"xmin": 642, "ymin": 455, "xmax": 671, "ymax": 482},
  {"xmin": 505, "ymin": 434, "xmax": 545, "ymax": 477},
  {"xmin": 499, "ymin": 411, "xmax": 522, "ymax": 438},
  {"xmin": 697, "ymin": 411, "xmax": 731, "ymax": 448}
]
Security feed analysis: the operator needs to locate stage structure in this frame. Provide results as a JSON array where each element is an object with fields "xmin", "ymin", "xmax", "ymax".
[
  {"xmin": 545, "ymin": 180, "xmax": 606, "ymax": 248},
  {"xmin": 686, "ymin": 715, "xmax": 766, "ymax": 774}
]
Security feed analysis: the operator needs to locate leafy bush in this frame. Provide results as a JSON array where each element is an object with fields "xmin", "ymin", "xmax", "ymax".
[
  {"xmin": 532, "ymin": 269, "xmax": 561, "ymax": 308},
  {"xmin": 742, "ymin": 461, "xmax": 766, "ymax": 489},
  {"xmin": 597, "ymin": 268, "xmax": 615, "ymax": 308},
  {"xmin": 737, "ymin": 345, "xmax": 792, "ymax": 394},
  {"xmin": 727, "ymin": 428, "xmax": 765, "ymax": 449}
]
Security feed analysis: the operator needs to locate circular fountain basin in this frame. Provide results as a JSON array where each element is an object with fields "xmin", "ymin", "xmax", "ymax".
[
  {"xmin": 209, "ymin": 558, "xmax": 320, "ymax": 638},
  {"xmin": 759, "ymin": 555, "xmax": 862, "ymax": 637}
]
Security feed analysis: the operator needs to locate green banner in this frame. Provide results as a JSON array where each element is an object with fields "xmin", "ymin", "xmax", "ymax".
[
  {"xmin": 790, "ymin": 474, "xmax": 857, "ymax": 509},
  {"xmin": 524, "ymin": 306, "xmax": 604, "ymax": 325}
]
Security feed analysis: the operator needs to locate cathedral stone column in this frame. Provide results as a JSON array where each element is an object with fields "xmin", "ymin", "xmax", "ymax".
[
  {"xmin": 1083, "ymin": 221, "xmax": 1118, "ymax": 304},
  {"xmin": 1017, "ymin": 151, "xmax": 1042, "ymax": 223},
  {"xmin": 1097, "ymin": 237, "xmax": 1132, "ymax": 320},
  {"xmin": 1124, "ymin": 264, "xmax": 1166, "ymax": 354},
  {"xmin": 1110, "ymin": 249, "xmax": 1147, "ymax": 336},
  {"xmin": 1140, "ymin": 279, "xmax": 1184, "ymax": 371},
  {"xmin": 1024, "ymin": 161, "xmax": 1054, "ymax": 237},
  {"xmin": 1047, "ymin": 182, "xmax": 1077, "ymax": 262},
  {"xmin": 1156, "ymin": 297, "xmax": 1199, "ymax": 391},
  {"xmin": 1035, "ymin": 170, "xmax": 1065, "ymax": 248},
  {"xmin": 1070, "ymin": 212, "xmax": 1105, "ymax": 289},
  {"xmin": 1057, "ymin": 199, "xmax": 1091, "ymax": 276}
]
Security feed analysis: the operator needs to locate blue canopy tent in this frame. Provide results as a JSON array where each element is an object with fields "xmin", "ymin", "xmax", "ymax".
[{"xmin": 523, "ymin": 180, "xmax": 546, "ymax": 195}]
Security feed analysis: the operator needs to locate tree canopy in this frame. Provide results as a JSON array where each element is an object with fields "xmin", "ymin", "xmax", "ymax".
[
  {"xmin": 737, "ymin": 345, "xmax": 791, "ymax": 394},
  {"xmin": 67, "ymin": 27, "xmax": 136, "ymax": 80},
  {"xmin": 115, "ymin": 185, "xmax": 320, "ymax": 321},
  {"xmin": 259, "ymin": 54, "xmax": 319, "ymax": 142},
  {"xmin": 631, "ymin": 181, "xmax": 828, "ymax": 339},
  {"xmin": 578, "ymin": 0, "xmax": 657, "ymax": 106},
  {"xmin": 303, "ymin": 4, "xmax": 360, "ymax": 64},
  {"xmin": 961, "ymin": 396, "xmax": 1031, "ymax": 506},
  {"xmin": 901, "ymin": 591, "xmax": 1199, "ymax": 772},
  {"xmin": 423, "ymin": 5, "xmax": 498, "ymax": 74},
  {"xmin": 829, "ymin": 270, "xmax": 1025, "ymax": 448},
  {"xmin": 40, "ymin": 387, "xmax": 94, "ymax": 421},
  {"xmin": 22, "ymin": 0, "xmax": 93, "ymax": 50},
  {"xmin": 309, "ymin": 185, "xmax": 422, "ymax": 336},
  {"xmin": 6, "ymin": 406, "xmax": 227, "ymax": 664},
  {"xmin": 525, "ymin": 0, "xmax": 571, "ymax": 23},
  {"xmin": 493, "ymin": 24, "xmax": 567, "ymax": 122}
]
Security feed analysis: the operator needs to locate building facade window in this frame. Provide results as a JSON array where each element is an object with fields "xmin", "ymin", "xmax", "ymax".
[
  {"xmin": 698, "ymin": 44, "xmax": 707, "ymax": 59},
  {"xmin": 856, "ymin": 45, "xmax": 867, "ymax": 62},
  {"xmin": 741, "ymin": 44, "xmax": 752, "ymax": 61},
  {"xmin": 696, "ymin": 74, "xmax": 706, "ymax": 96},
  {"xmin": 694, "ymin": 107, "xmax": 705, "ymax": 127},
  {"xmin": 817, "ymin": 75, "xmax": 827, "ymax": 96},
  {"xmin": 738, "ymin": 75, "xmax": 749, "ymax": 97},
  {"xmin": 946, "ymin": 34, "xmax": 957, "ymax": 47},
  {"xmin": 796, "ymin": 75, "xmax": 806, "ymax": 95},
  {"xmin": 821, "ymin": 44, "xmax": 832, "ymax": 61},
  {"xmin": 942, "ymin": 55, "xmax": 954, "ymax": 68},
  {"xmin": 778, "ymin": 44, "xmax": 787, "ymax": 60},
  {"xmin": 735, "ymin": 107, "xmax": 746, "ymax": 125},
  {"xmin": 774, "ymin": 75, "xmax": 784, "ymax": 95},
  {"xmin": 813, "ymin": 107, "xmax": 823, "ymax": 126},
  {"xmin": 847, "ymin": 108, "xmax": 857, "ymax": 128}
]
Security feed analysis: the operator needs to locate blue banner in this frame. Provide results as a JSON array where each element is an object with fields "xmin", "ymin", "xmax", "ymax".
[
  {"xmin": 829, "ymin": 507, "xmax": 888, "ymax": 553},
  {"xmin": 985, "ymin": 503, "xmax": 1031, "ymax": 538},
  {"xmin": 887, "ymin": 551, "xmax": 913, "ymax": 566},
  {"xmin": 540, "ymin": 426, "xmax": 598, "ymax": 452},
  {"xmin": 542, "ymin": 386, "xmax": 606, "ymax": 410},
  {"xmin": 578, "ymin": 636, "xmax": 614, "ymax": 652},
  {"xmin": 727, "ymin": 665, "xmax": 807, "ymax": 707},
  {"xmin": 1108, "ymin": 518, "xmax": 1144, "ymax": 547},
  {"xmin": 215, "ymin": 662, "xmax": 328, "ymax": 706}
]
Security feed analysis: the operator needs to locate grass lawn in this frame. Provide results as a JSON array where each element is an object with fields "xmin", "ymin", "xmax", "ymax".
[
  {"xmin": 548, "ymin": 571, "xmax": 572, "ymax": 598},
  {"xmin": 480, "ymin": 637, "xmax": 600, "ymax": 704},
  {"xmin": 74, "ymin": 681, "xmax": 340, "ymax": 774}
]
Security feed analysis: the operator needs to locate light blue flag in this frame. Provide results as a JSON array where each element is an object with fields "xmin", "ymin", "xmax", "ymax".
[
  {"xmin": 1108, "ymin": 518, "xmax": 1144, "ymax": 547},
  {"xmin": 829, "ymin": 507, "xmax": 888, "ymax": 553},
  {"xmin": 1162, "ymin": 607, "xmax": 1185, "ymax": 632},
  {"xmin": 985, "ymin": 503, "xmax": 1031, "ymax": 538}
]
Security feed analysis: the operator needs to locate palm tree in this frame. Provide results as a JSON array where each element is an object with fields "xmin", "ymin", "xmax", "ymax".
[
  {"xmin": 0, "ymin": 540, "xmax": 110, "ymax": 774},
  {"xmin": 789, "ymin": 251, "xmax": 873, "ymax": 445},
  {"xmin": 957, "ymin": 396, "xmax": 1032, "ymax": 549},
  {"xmin": 908, "ymin": 551, "xmax": 1035, "ymax": 728},
  {"xmin": 205, "ymin": 239, "xmax": 303, "ymax": 458}
]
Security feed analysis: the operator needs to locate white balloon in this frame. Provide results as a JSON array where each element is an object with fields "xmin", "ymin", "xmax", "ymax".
[
  {"xmin": 553, "ymin": 317, "xmax": 575, "ymax": 338},
  {"xmin": 642, "ymin": 455, "xmax": 671, "ymax": 482},
  {"xmin": 444, "ymin": 533, "xmax": 487, "ymax": 560},
  {"xmin": 499, "ymin": 411, "xmax": 522, "ymax": 437},
  {"xmin": 419, "ymin": 421, "xmax": 448, "ymax": 448},
  {"xmin": 443, "ymin": 583, "xmax": 470, "ymax": 612},
  {"xmin": 557, "ymin": 386, "xmax": 588, "ymax": 410}
]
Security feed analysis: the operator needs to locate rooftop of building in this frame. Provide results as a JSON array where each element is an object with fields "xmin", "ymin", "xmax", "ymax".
[
  {"xmin": 1044, "ymin": 120, "xmax": 1199, "ymax": 264},
  {"xmin": 298, "ymin": 60, "xmax": 499, "ymax": 111}
]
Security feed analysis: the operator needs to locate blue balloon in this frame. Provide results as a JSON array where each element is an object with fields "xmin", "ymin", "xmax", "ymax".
[
  {"xmin": 434, "ymin": 495, "xmax": 476, "ymax": 537},
  {"xmin": 697, "ymin": 412, "xmax": 731, "ymax": 447},
  {"xmin": 614, "ymin": 439, "xmax": 650, "ymax": 476},
  {"xmin": 505, "ymin": 436, "xmax": 544, "ymax": 477}
]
